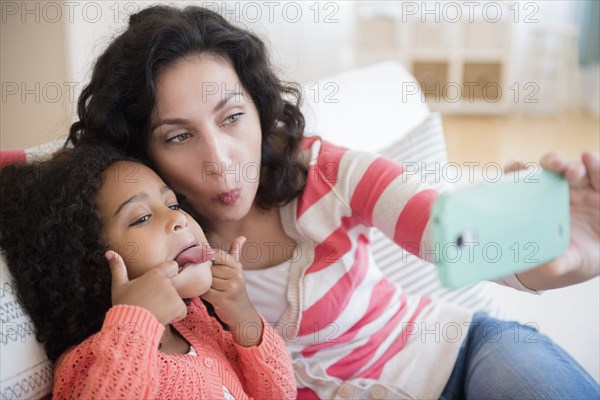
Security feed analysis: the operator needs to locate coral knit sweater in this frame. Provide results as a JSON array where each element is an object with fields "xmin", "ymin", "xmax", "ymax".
[{"xmin": 52, "ymin": 298, "xmax": 297, "ymax": 399}]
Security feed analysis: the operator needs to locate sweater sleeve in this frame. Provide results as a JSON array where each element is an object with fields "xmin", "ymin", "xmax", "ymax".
[
  {"xmin": 309, "ymin": 139, "xmax": 438, "ymax": 260},
  {"xmin": 231, "ymin": 315, "xmax": 297, "ymax": 399},
  {"xmin": 52, "ymin": 305, "xmax": 165, "ymax": 399},
  {"xmin": 314, "ymin": 140, "xmax": 544, "ymax": 294}
]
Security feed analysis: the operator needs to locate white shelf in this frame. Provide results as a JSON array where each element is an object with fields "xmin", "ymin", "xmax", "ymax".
[{"xmin": 355, "ymin": 11, "xmax": 513, "ymax": 115}]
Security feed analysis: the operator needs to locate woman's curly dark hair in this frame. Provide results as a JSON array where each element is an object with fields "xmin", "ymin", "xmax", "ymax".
[
  {"xmin": 0, "ymin": 143, "xmax": 133, "ymax": 362},
  {"xmin": 67, "ymin": 4, "xmax": 307, "ymax": 210}
]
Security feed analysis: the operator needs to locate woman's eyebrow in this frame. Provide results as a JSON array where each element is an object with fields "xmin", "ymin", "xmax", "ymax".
[
  {"xmin": 151, "ymin": 92, "xmax": 243, "ymax": 131},
  {"xmin": 151, "ymin": 118, "xmax": 189, "ymax": 132},
  {"xmin": 113, "ymin": 192, "xmax": 149, "ymax": 218},
  {"xmin": 214, "ymin": 92, "xmax": 243, "ymax": 112}
]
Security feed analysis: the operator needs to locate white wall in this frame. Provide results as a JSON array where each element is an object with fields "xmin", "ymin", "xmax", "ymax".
[
  {"xmin": 581, "ymin": 64, "xmax": 600, "ymax": 115},
  {"xmin": 64, "ymin": 1, "xmax": 357, "ymax": 94},
  {"xmin": 0, "ymin": 1, "xmax": 71, "ymax": 148}
]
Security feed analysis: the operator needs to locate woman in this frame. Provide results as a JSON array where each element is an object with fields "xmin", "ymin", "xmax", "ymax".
[{"xmin": 67, "ymin": 5, "xmax": 600, "ymax": 399}]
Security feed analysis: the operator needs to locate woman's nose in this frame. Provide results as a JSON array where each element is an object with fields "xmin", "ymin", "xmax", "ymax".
[{"xmin": 203, "ymin": 132, "xmax": 234, "ymax": 178}]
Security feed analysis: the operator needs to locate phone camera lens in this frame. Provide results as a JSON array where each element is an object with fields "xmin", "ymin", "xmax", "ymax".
[
  {"xmin": 456, "ymin": 230, "xmax": 477, "ymax": 247},
  {"xmin": 456, "ymin": 235, "xmax": 464, "ymax": 247}
]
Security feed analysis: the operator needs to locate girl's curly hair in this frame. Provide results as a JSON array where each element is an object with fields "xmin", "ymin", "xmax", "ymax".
[
  {"xmin": 67, "ymin": 4, "xmax": 307, "ymax": 210},
  {"xmin": 0, "ymin": 143, "xmax": 133, "ymax": 362}
]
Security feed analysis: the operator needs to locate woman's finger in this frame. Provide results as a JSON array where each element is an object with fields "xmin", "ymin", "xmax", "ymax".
[
  {"xmin": 564, "ymin": 161, "xmax": 589, "ymax": 189},
  {"xmin": 583, "ymin": 151, "xmax": 600, "ymax": 191},
  {"xmin": 540, "ymin": 152, "xmax": 568, "ymax": 173},
  {"xmin": 503, "ymin": 160, "xmax": 529, "ymax": 174}
]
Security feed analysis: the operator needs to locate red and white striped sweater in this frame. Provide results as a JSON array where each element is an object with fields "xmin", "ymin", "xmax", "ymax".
[{"xmin": 271, "ymin": 137, "xmax": 474, "ymax": 399}]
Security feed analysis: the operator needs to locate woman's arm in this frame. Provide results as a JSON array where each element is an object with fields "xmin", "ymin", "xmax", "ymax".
[
  {"xmin": 320, "ymin": 141, "xmax": 599, "ymax": 291},
  {"xmin": 311, "ymin": 139, "xmax": 439, "ymax": 260},
  {"xmin": 52, "ymin": 305, "xmax": 164, "ymax": 399}
]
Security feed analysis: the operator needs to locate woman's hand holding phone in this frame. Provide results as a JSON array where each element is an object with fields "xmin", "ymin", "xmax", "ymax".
[{"xmin": 513, "ymin": 151, "xmax": 600, "ymax": 290}]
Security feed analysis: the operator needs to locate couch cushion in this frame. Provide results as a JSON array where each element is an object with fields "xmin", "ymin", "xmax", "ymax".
[{"xmin": 1, "ymin": 256, "xmax": 53, "ymax": 400}]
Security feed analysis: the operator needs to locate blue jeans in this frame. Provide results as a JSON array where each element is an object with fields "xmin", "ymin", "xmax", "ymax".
[{"xmin": 440, "ymin": 312, "xmax": 600, "ymax": 400}]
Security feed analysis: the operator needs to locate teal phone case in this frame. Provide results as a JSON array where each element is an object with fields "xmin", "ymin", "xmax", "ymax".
[{"xmin": 432, "ymin": 168, "xmax": 569, "ymax": 288}]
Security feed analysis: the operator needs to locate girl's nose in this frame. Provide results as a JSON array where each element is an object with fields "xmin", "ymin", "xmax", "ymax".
[{"xmin": 168, "ymin": 208, "xmax": 188, "ymax": 232}]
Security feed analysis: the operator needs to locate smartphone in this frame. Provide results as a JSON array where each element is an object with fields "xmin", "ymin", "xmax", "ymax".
[{"xmin": 431, "ymin": 168, "xmax": 569, "ymax": 288}]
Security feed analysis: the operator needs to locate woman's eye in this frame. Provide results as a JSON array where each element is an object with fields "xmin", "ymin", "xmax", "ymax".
[
  {"xmin": 168, "ymin": 204, "xmax": 180, "ymax": 211},
  {"xmin": 223, "ymin": 112, "xmax": 244, "ymax": 125},
  {"xmin": 166, "ymin": 133, "xmax": 190, "ymax": 143},
  {"xmin": 130, "ymin": 215, "xmax": 150, "ymax": 226}
]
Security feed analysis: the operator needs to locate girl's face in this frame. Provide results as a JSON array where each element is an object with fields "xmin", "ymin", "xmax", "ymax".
[
  {"xmin": 148, "ymin": 54, "xmax": 262, "ymax": 224},
  {"xmin": 97, "ymin": 161, "xmax": 213, "ymax": 299}
]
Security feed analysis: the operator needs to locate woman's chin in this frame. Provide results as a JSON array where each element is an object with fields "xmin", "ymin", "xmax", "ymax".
[{"xmin": 211, "ymin": 202, "xmax": 252, "ymax": 222}]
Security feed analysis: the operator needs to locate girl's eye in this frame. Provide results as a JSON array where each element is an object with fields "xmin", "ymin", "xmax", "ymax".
[
  {"xmin": 166, "ymin": 132, "xmax": 190, "ymax": 144},
  {"xmin": 168, "ymin": 204, "xmax": 180, "ymax": 211},
  {"xmin": 222, "ymin": 112, "xmax": 244, "ymax": 125},
  {"xmin": 130, "ymin": 214, "xmax": 150, "ymax": 226}
]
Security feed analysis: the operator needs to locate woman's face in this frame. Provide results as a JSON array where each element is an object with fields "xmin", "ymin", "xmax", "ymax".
[
  {"xmin": 148, "ymin": 54, "xmax": 262, "ymax": 224},
  {"xmin": 97, "ymin": 161, "xmax": 214, "ymax": 299}
]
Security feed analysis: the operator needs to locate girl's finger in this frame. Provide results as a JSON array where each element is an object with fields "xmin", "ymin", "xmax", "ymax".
[
  {"xmin": 200, "ymin": 288, "xmax": 220, "ymax": 303},
  {"xmin": 211, "ymin": 247, "xmax": 229, "ymax": 265},
  {"xmin": 106, "ymin": 250, "xmax": 129, "ymax": 288},
  {"xmin": 171, "ymin": 299, "xmax": 188, "ymax": 323},
  {"xmin": 229, "ymin": 236, "xmax": 247, "ymax": 262},
  {"xmin": 210, "ymin": 264, "xmax": 235, "ymax": 279},
  {"xmin": 212, "ymin": 249, "xmax": 244, "ymax": 271},
  {"xmin": 208, "ymin": 277, "xmax": 230, "ymax": 292},
  {"xmin": 155, "ymin": 260, "xmax": 180, "ymax": 279}
]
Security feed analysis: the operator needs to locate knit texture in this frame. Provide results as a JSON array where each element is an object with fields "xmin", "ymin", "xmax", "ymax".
[{"xmin": 52, "ymin": 298, "xmax": 296, "ymax": 399}]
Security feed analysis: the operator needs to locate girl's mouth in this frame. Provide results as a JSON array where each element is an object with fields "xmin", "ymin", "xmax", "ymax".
[{"xmin": 174, "ymin": 244, "xmax": 214, "ymax": 272}]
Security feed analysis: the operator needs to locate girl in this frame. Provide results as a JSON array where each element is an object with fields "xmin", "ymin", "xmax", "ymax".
[
  {"xmin": 66, "ymin": 5, "xmax": 600, "ymax": 399},
  {"xmin": 0, "ymin": 143, "xmax": 297, "ymax": 399}
]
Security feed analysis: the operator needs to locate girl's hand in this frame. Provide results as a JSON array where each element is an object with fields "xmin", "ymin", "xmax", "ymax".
[
  {"xmin": 201, "ymin": 237, "xmax": 263, "ymax": 346},
  {"xmin": 106, "ymin": 250, "xmax": 187, "ymax": 325},
  {"xmin": 508, "ymin": 152, "xmax": 600, "ymax": 290}
]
